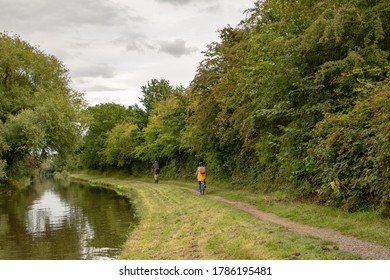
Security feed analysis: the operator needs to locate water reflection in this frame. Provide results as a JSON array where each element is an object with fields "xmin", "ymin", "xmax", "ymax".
[
  {"xmin": 26, "ymin": 190, "xmax": 74, "ymax": 235},
  {"xmin": 0, "ymin": 179, "xmax": 138, "ymax": 260}
]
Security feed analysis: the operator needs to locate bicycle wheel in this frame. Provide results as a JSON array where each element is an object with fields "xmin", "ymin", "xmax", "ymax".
[{"xmin": 154, "ymin": 174, "xmax": 159, "ymax": 184}]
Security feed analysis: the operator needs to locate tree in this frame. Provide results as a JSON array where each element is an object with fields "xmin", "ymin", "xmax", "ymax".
[
  {"xmin": 102, "ymin": 122, "xmax": 142, "ymax": 168},
  {"xmin": 139, "ymin": 78, "xmax": 181, "ymax": 116},
  {"xmin": 0, "ymin": 33, "xmax": 85, "ymax": 184},
  {"xmin": 136, "ymin": 94, "xmax": 187, "ymax": 162},
  {"xmin": 78, "ymin": 103, "xmax": 128, "ymax": 169}
]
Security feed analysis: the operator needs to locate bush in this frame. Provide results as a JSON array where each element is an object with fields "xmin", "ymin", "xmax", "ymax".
[{"xmin": 308, "ymin": 80, "xmax": 390, "ymax": 211}]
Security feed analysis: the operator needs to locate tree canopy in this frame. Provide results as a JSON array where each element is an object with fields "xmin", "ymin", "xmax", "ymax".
[{"xmin": 0, "ymin": 33, "xmax": 85, "ymax": 184}]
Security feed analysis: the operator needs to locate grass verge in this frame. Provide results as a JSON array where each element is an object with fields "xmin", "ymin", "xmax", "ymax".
[
  {"xmin": 70, "ymin": 173, "xmax": 366, "ymax": 260},
  {"xmin": 190, "ymin": 179, "xmax": 390, "ymax": 248}
]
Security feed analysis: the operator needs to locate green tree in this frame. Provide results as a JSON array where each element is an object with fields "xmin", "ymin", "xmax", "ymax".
[
  {"xmin": 139, "ymin": 78, "xmax": 175, "ymax": 116},
  {"xmin": 78, "ymin": 103, "xmax": 128, "ymax": 169},
  {"xmin": 102, "ymin": 122, "xmax": 142, "ymax": 168},
  {"xmin": 136, "ymin": 93, "xmax": 187, "ymax": 162},
  {"xmin": 0, "ymin": 33, "xmax": 85, "ymax": 183}
]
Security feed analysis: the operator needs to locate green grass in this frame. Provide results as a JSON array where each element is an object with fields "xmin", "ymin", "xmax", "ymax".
[
  {"xmin": 191, "ymin": 179, "xmax": 390, "ymax": 248},
  {"xmin": 69, "ymin": 173, "xmax": 366, "ymax": 260}
]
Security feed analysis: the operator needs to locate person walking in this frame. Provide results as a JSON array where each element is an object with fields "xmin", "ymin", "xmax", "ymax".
[
  {"xmin": 195, "ymin": 162, "xmax": 207, "ymax": 195},
  {"xmin": 152, "ymin": 161, "xmax": 160, "ymax": 184}
]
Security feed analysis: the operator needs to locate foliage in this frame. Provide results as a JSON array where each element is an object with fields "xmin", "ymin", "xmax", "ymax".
[
  {"xmin": 0, "ymin": 33, "xmax": 85, "ymax": 184},
  {"xmin": 78, "ymin": 103, "xmax": 129, "ymax": 169},
  {"xmin": 139, "ymin": 78, "xmax": 183, "ymax": 117},
  {"xmin": 308, "ymin": 79, "xmax": 390, "ymax": 211},
  {"xmin": 78, "ymin": 0, "xmax": 390, "ymax": 211},
  {"xmin": 103, "ymin": 123, "xmax": 141, "ymax": 167},
  {"xmin": 136, "ymin": 93, "xmax": 187, "ymax": 162}
]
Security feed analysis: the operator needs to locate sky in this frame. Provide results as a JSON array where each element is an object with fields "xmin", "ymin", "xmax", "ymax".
[{"xmin": 0, "ymin": 0, "xmax": 255, "ymax": 107}]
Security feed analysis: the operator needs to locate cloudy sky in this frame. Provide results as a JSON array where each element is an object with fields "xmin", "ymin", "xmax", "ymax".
[{"xmin": 1, "ymin": 0, "xmax": 255, "ymax": 107}]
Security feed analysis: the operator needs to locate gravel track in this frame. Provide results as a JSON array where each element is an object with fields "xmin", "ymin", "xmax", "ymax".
[{"xmin": 187, "ymin": 188, "xmax": 390, "ymax": 260}]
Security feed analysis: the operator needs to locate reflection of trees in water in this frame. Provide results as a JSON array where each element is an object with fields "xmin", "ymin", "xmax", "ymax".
[
  {"xmin": 0, "ymin": 179, "xmax": 138, "ymax": 259},
  {"xmin": 56, "ymin": 181, "xmax": 138, "ymax": 250},
  {"xmin": 25, "ymin": 189, "xmax": 87, "ymax": 259},
  {"xmin": 26, "ymin": 190, "xmax": 72, "ymax": 235}
]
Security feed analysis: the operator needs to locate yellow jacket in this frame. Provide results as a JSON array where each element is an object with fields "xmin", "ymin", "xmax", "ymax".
[{"xmin": 196, "ymin": 166, "xmax": 207, "ymax": 181}]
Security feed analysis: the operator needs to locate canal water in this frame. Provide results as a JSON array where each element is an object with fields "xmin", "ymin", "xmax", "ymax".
[{"xmin": 0, "ymin": 179, "xmax": 138, "ymax": 260}]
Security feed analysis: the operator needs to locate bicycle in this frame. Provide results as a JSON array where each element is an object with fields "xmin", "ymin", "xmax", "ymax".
[
  {"xmin": 154, "ymin": 173, "xmax": 159, "ymax": 184},
  {"xmin": 200, "ymin": 180, "xmax": 206, "ymax": 195}
]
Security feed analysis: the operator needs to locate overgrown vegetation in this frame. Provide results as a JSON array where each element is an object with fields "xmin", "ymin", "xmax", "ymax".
[{"xmin": 76, "ymin": 0, "xmax": 390, "ymax": 212}]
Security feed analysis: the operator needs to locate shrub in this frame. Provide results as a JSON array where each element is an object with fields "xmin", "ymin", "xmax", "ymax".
[{"xmin": 308, "ymin": 80, "xmax": 390, "ymax": 211}]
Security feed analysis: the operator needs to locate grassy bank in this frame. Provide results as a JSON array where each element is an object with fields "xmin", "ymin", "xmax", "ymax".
[
  {"xmin": 201, "ymin": 181, "xmax": 390, "ymax": 248},
  {"xmin": 69, "ymin": 173, "xmax": 390, "ymax": 260}
]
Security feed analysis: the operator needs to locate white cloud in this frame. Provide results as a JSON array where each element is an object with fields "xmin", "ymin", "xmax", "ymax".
[
  {"xmin": 1, "ymin": 0, "xmax": 140, "ymax": 32},
  {"xmin": 113, "ymin": 31, "xmax": 157, "ymax": 53},
  {"xmin": 155, "ymin": 0, "xmax": 193, "ymax": 5},
  {"xmin": 71, "ymin": 64, "xmax": 117, "ymax": 79},
  {"xmin": 0, "ymin": 0, "xmax": 255, "ymax": 107},
  {"xmin": 158, "ymin": 38, "xmax": 198, "ymax": 57},
  {"xmin": 83, "ymin": 85, "xmax": 126, "ymax": 92}
]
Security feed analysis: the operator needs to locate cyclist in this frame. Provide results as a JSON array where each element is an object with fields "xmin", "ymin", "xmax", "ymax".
[
  {"xmin": 152, "ymin": 161, "xmax": 160, "ymax": 184},
  {"xmin": 195, "ymin": 162, "xmax": 207, "ymax": 195}
]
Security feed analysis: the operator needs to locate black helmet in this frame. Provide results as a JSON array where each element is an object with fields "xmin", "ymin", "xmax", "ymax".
[{"xmin": 198, "ymin": 162, "xmax": 203, "ymax": 166}]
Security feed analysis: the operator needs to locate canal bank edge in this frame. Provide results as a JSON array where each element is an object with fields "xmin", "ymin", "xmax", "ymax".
[{"xmin": 67, "ymin": 173, "xmax": 390, "ymax": 260}]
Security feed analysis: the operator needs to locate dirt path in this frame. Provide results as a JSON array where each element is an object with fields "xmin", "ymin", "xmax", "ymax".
[{"xmin": 186, "ymin": 188, "xmax": 390, "ymax": 260}]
